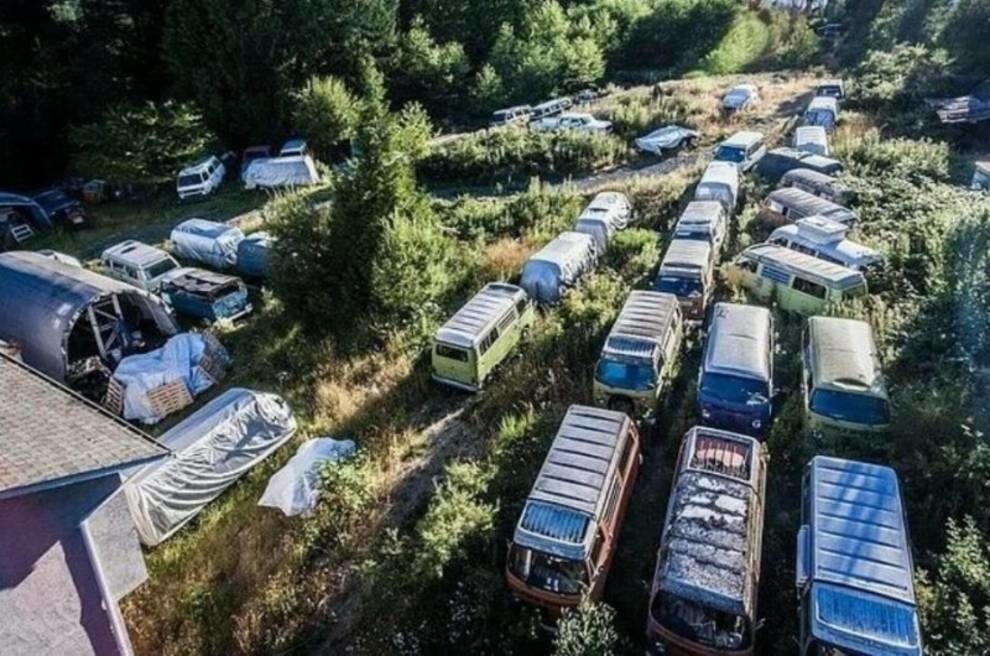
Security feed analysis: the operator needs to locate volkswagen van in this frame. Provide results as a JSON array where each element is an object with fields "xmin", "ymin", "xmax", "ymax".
[{"xmin": 653, "ymin": 239, "xmax": 715, "ymax": 324}]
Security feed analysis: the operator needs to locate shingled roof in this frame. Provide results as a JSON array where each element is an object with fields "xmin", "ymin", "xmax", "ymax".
[{"xmin": 0, "ymin": 354, "xmax": 168, "ymax": 499}]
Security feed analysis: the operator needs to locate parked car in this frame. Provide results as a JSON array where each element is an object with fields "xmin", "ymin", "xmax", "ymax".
[
  {"xmin": 695, "ymin": 161, "xmax": 740, "ymax": 213},
  {"xmin": 756, "ymin": 147, "xmax": 843, "ymax": 182},
  {"xmin": 647, "ymin": 426, "xmax": 768, "ymax": 656},
  {"xmin": 506, "ymin": 405, "xmax": 640, "ymax": 618},
  {"xmin": 697, "ymin": 302, "xmax": 775, "ymax": 438},
  {"xmin": 528, "ymin": 97, "xmax": 573, "ymax": 121},
  {"xmin": 279, "ymin": 139, "xmax": 308, "ymax": 157},
  {"xmin": 635, "ymin": 125, "xmax": 699, "ymax": 155},
  {"xmin": 593, "ymin": 291, "xmax": 682, "ymax": 416},
  {"xmin": 431, "ymin": 283, "xmax": 535, "ymax": 392},
  {"xmin": 794, "ymin": 126, "xmax": 829, "ymax": 156},
  {"xmin": 796, "ymin": 457, "xmax": 922, "ymax": 656},
  {"xmin": 767, "ymin": 216, "xmax": 882, "ymax": 272},
  {"xmin": 722, "ymin": 84, "xmax": 760, "ymax": 112},
  {"xmin": 713, "ymin": 131, "xmax": 766, "ymax": 172},
  {"xmin": 803, "ymin": 96, "xmax": 839, "ymax": 131},
  {"xmin": 672, "ymin": 200, "xmax": 728, "ymax": 254},
  {"xmin": 241, "ymin": 145, "xmax": 275, "ymax": 179},
  {"xmin": 31, "ymin": 188, "xmax": 91, "ymax": 228},
  {"xmin": 100, "ymin": 240, "xmax": 181, "ymax": 293},
  {"xmin": 159, "ymin": 268, "xmax": 253, "ymax": 323},
  {"xmin": 490, "ymin": 105, "xmax": 532, "ymax": 127},
  {"xmin": 176, "ymin": 155, "xmax": 225, "ymax": 200},
  {"xmin": 726, "ymin": 243, "xmax": 868, "ymax": 316},
  {"xmin": 531, "ymin": 112, "xmax": 612, "ymax": 134}
]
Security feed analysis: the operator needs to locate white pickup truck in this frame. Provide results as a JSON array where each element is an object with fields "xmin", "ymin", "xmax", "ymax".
[{"xmin": 530, "ymin": 112, "xmax": 613, "ymax": 134}]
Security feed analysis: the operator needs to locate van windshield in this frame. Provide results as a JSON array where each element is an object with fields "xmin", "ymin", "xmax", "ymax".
[
  {"xmin": 651, "ymin": 592, "xmax": 750, "ymax": 650},
  {"xmin": 810, "ymin": 389, "xmax": 889, "ymax": 425},
  {"xmin": 701, "ymin": 373, "xmax": 768, "ymax": 405},
  {"xmin": 146, "ymin": 258, "xmax": 178, "ymax": 279},
  {"xmin": 656, "ymin": 276, "xmax": 703, "ymax": 298},
  {"xmin": 508, "ymin": 545, "xmax": 586, "ymax": 595},
  {"xmin": 178, "ymin": 174, "xmax": 202, "ymax": 188},
  {"xmin": 714, "ymin": 146, "xmax": 746, "ymax": 163},
  {"xmin": 596, "ymin": 357, "xmax": 656, "ymax": 391}
]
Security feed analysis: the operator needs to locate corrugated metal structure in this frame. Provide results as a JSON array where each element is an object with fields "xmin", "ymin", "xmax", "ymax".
[
  {"xmin": 765, "ymin": 187, "xmax": 857, "ymax": 225},
  {"xmin": 704, "ymin": 303, "xmax": 773, "ymax": 384},
  {"xmin": 603, "ymin": 291, "xmax": 679, "ymax": 358},
  {"xmin": 737, "ymin": 243, "xmax": 865, "ymax": 288},
  {"xmin": 513, "ymin": 406, "xmax": 632, "ymax": 561},
  {"xmin": 798, "ymin": 457, "xmax": 922, "ymax": 655}
]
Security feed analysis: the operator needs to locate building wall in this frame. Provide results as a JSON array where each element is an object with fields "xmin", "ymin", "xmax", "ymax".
[{"xmin": 0, "ymin": 475, "xmax": 133, "ymax": 656}]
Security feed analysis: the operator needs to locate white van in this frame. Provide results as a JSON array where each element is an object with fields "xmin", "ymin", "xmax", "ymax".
[
  {"xmin": 528, "ymin": 97, "xmax": 573, "ymax": 121},
  {"xmin": 713, "ymin": 130, "xmax": 766, "ymax": 172},
  {"xmin": 176, "ymin": 156, "xmax": 225, "ymax": 200},
  {"xmin": 101, "ymin": 240, "xmax": 181, "ymax": 292},
  {"xmin": 794, "ymin": 126, "xmax": 829, "ymax": 156},
  {"xmin": 694, "ymin": 161, "xmax": 740, "ymax": 213},
  {"xmin": 768, "ymin": 216, "xmax": 882, "ymax": 272}
]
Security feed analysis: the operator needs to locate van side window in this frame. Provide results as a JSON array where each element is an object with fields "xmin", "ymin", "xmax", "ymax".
[
  {"xmin": 603, "ymin": 478, "xmax": 620, "ymax": 524},
  {"xmin": 497, "ymin": 311, "xmax": 516, "ymax": 334},
  {"xmin": 792, "ymin": 243, "xmax": 818, "ymax": 257},
  {"xmin": 736, "ymin": 257, "xmax": 758, "ymax": 273},
  {"xmin": 479, "ymin": 327, "xmax": 500, "ymax": 354},
  {"xmin": 792, "ymin": 277, "xmax": 826, "ymax": 299}
]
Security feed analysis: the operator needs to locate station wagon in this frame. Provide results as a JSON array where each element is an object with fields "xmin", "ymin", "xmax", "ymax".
[
  {"xmin": 796, "ymin": 457, "xmax": 922, "ymax": 656},
  {"xmin": 802, "ymin": 317, "xmax": 890, "ymax": 436},
  {"xmin": 647, "ymin": 426, "xmax": 768, "ymax": 655},
  {"xmin": 653, "ymin": 239, "xmax": 715, "ymax": 324},
  {"xmin": 697, "ymin": 303, "xmax": 774, "ymax": 438},
  {"xmin": 593, "ymin": 291, "xmax": 682, "ymax": 416},
  {"xmin": 726, "ymin": 243, "xmax": 868, "ymax": 316},
  {"xmin": 506, "ymin": 406, "xmax": 640, "ymax": 618},
  {"xmin": 431, "ymin": 283, "xmax": 535, "ymax": 391}
]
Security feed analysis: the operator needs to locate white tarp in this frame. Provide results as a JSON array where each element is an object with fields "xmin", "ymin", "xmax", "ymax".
[
  {"xmin": 258, "ymin": 438, "xmax": 356, "ymax": 517},
  {"xmin": 170, "ymin": 218, "xmax": 244, "ymax": 270},
  {"xmin": 243, "ymin": 155, "xmax": 319, "ymax": 190},
  {"xmin": 124, "ymin": 388, "xmax": 297, "ymax": 546},
  {"xmin": 112, "ymin": 333, "xmax": 225, "ymax": 424}
]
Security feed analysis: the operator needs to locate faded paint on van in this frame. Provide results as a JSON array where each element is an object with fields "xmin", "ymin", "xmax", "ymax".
[{"xmin": 653, "ymin": 239, "xmax": 714, "ymax": 324}]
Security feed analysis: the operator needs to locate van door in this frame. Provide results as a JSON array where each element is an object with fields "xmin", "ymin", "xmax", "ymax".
[{"xmin": 789, "ymin": 276, "xmax": 828, "ymax": 314}]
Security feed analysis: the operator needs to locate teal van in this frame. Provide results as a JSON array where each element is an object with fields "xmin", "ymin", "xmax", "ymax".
[
  {"xmin": 431, "ymin": 283, "xmax": 536, "ymax": 391},
  {"xmin": 593, "ymin": 291, "xmax": 682, "ymax": 416}
]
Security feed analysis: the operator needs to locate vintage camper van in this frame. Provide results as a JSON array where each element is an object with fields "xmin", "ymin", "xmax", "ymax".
[
  {"xmin": 760, "ymin": 187, "xmax": 857, "ymax": 227},
  {"xmin": 796, "ymin": 457, "xmax": 922, "ymax": 656},
  {"xmin": 695, "ymin": 161, "xmax": 740, "ymax": 213},
  {"xmin": 647, "ymin": 426, "xmax": 768, "ymax": 656},
  {"xmin": 780, "ymin": 168, "xmax": 849, "ymax": 205},
  {"xmin": 767, "ymin": 216, "xmax": 882, "ymax": 272},
  {"xmin": 713, "ymin": 131, "xmax": 766, "ymax": 172},
  {"xmin": 697, "ymin": 303, "xmax": 774, "ymax": 438},
  {"xmin": 431, "ymin": 283, "xmax": 535, "ymax": 391},
  {"xmin": 100, "ymin": 240, "xmax": 181, "ymax": 293},
  {"xmin": 803, "ymin": 96, "xmax": 839, "ymax": 131},
  {"xmin": 802, "ymin": 317, "xmax": 890, "ymax": 435},
  {"xmin": 726, "ymin": 244, "xmax": 868, "ymax": 316},
  {"xmin": 653, "ymin": 239, "xmax": 715, "ymax": 324},
  {"xmin": 593, "ymin": 291, "xmax": 682, "ymax": 415},
  {"xmin": 672, "ymin": 201, "xmax": 728, "ymax": 254},
  {"xmin": 756, "ymin": 148, "xmax": 843, "ymax": 183},
  {"xmin": 794, "ymin": 126, "xmax": 829, "ymax": 156},
  {"xmin": 506, "ymin": 405, "xmax": 640, "ymax": 617},
  {"xmin": 520, "ymin": 231, "xmax": 597, "ymax": 305}
]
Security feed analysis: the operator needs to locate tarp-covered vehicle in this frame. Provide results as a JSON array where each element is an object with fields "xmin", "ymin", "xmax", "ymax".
[
  {"xmin": 520, "ymin": 231, "xmax": 597, "ymax": 305},
  {"xmin": 170, "ymin": 218, "xmax": 245, "ymax": 270},
  {"xmin": 125, "ymin": 388, "xmax": 297, "ymax": 545},
  {"xmin": 243, "ymin": 155, "xmax": 320, "ymax": 190},
  {"xmin": 0, "ymin": 251, "xmax": 178, "ymax": 401},
  {"xmin": 236, "ymin": 231, "xmax": 275, "ymax": 280},
  {"xmin": 160, "ymin": 268, "xmax": 253, "ymax": 322},
  {"xmin": 757, "ymin": 147, "xmax": 843, "ymax": 183}
]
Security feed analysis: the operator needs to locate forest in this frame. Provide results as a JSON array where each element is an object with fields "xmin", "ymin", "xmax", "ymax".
[{"xmin": 2, "ymin": 0, "xmax": 990, "ymax": 655}]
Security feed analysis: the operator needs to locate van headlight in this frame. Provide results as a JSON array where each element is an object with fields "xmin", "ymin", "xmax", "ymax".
[
  {"xmin": 701, "ymin": 408, "xmax": 711, "ymax": 419},
  {"xmin": 751, "ymin": 418, "xmax": 762, "ymax": 429}
]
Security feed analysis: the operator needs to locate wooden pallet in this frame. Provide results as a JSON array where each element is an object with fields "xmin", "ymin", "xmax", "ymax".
[{"xmin": 104, "ymin": 376, "xmax": 193, "ymax": 419}]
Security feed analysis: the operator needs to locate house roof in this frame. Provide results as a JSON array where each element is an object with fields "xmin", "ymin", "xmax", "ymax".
[{"xmin": 0, "ymin": 354, "xmax": 168, "ymax": 500}]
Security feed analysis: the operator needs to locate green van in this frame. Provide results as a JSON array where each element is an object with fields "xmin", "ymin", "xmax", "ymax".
[
  {"xmin": 726, "ymin": 243, "xmax": 867, "ymax": 316},
  {"xmin": 802, "ymin": 316, "xmax": 890, "ymax": 436},
  {"xmin": 593, "ymin": 291, "xmax": 682, "ymax": 416},
  {"xmin": 431, "ymin": 283, "xmax": 536, "ymax": 391}
]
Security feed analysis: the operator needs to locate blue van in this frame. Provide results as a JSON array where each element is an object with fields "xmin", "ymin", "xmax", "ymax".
[
  {"xmin": 160, "ymin": 268, "xmax": 253, "ymax": 323},
  {"xmin": 697, "ymin": 303, "xmax": 774, "ymax": 438},
  {"xmin": 796, "ymin": 457, "xmax": 923, "ymax": 655}
]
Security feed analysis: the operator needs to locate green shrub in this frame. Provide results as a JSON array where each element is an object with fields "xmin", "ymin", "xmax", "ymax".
[
  {"xmin": 387, "ymin": 18, "xmax": 471, "ymax": 114},
  {"xmin": 618, "ymin": 0, "xmax": 738, "ymax": 72},
  {"xmin": 292, "ymin": 75, "xmax": 360, "ymax": 159},
  {"xmin": 849, "ymin": 43, "xmax": 952, "ymax": 113},
  {"xmin": 701, "ymin": 11, "xmax": 770, "ymax": 74},
  {"xmin": 554, "ymin": 600, "xmax": 619, "ymax": 656},
  {"xmin": 603, "ymin": 228, "xmax": 659, "ymax": 281},
  {"xmin": 70, "ymin": 100, "xmax": 215, "ymax": 183}
]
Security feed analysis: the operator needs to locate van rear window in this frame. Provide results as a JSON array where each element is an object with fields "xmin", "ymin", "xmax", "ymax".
[
  {"xmin": 178, "ymin": 174, "xmax": 202, "ymax": 187},
  {"xmin": 435, "ymin": 343, "xmax": 469, "ymax": 362}
]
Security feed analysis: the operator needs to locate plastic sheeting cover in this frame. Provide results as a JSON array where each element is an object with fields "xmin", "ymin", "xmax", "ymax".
[
  {"xmin": 125, "ymin": 387, "xmax": 297, "ymax": 545},
  {"xmin": 520, "ymin": 232, "xmax": 596, "ymax": 305},
  {"xmin": 236, "ymin": 231, "xmax": 274, "ymax": 279},
  {"xmin": 258, "ymin": 438, "xmax": 356, "ymax": 517},
  {"xmin": 112, "ymin": 333, "xmax": 226, "ymax": 424},
  {"xmin": 170, "ymin": 218, "xmax": 244, "ymax": 269},
  {"xmin": 243, "ymin": 155, "xmax": 319, "ymax": 189}
]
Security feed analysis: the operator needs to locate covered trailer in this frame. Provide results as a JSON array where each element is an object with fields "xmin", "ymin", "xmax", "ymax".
[
  {"xmin": 243, "ymin": 155, "xmax": 320, "ymax": 190},
  {"xmin": 170, "ymin": 218, "xmax": 245, "ymax": 270},
  {"xmin": 0, "ymin": 251, "xmax": 178, "ymax": 400},
  {"xmin": 520, "ymin": 231, "xmax": 597, "ymax": 305},
  {"xmin": 124, "ymin": 387, "xmax": 297, "ymax": 546}
]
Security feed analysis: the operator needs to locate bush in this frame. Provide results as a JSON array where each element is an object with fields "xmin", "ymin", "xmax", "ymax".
[
  {"xmin": 420, "ymin": 127, "xmax": 627, "ymax": 187},
  {"xmin": 603, "ymin": 228, "xmax": 660, "ymax": 281},
  {"xmin": 849, "ymin": 43, "xmax": 952, "ymax": 113},
  {"xmin": 618, "ymin": 0, "xmax": 737, "ymax": 72},
  {"xmin": 70, "ymin": 100, "xmax": 215, "ymax": 183},
  {"xmin": 292, "ymin": 75, "xmax": 360, "ymax": 159},
  {"xmin": 553, "ymin": 601, "xmax": 619, "ymax": 656},
  {"xmin": 437, "ymin": 180, "xmax": 582, "ymax": 242},
  {"xmin": 388, "ymin": 18, "xmax": 471, "ymax": 114}
]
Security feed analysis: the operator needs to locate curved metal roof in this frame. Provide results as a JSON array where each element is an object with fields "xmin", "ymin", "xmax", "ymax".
[
  {"xmin": 528, "ymin": 231, "xmax": 594, "ymax": 266},
  {"xmin": 605, "ymin": 291, "xmax": 679, "ymax": 353},
  {"xmin": 434, "ymin": 283, "xmax": 525, "ymax": 349},
  {"xmin": 807, "ymin": 317, "xmax": 887, "ymax": 396},
  {"xmin": 704, "ymin": 303, "xmax": 772, "ymax": 381},
  {"xmin": 661, "ymin": 239, "xmax": 712, "ymax": 270}
]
